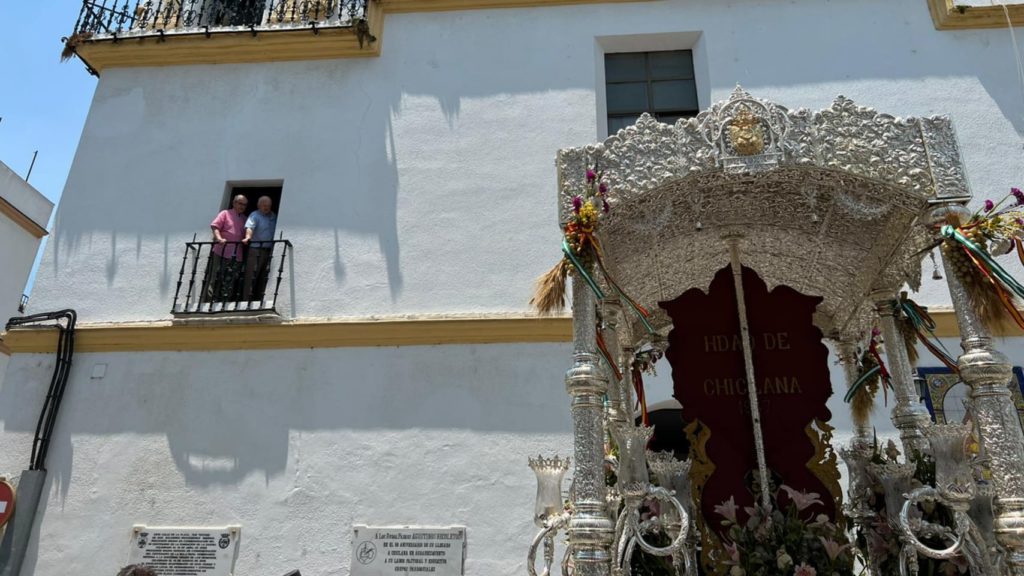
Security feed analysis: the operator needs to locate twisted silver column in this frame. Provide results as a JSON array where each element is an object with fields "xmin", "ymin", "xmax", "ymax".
[
  {"xmin": 599, "ymin": 298, "xmax": 633, "ymax": 429},
  {"xmin": 566, "ymin": 275, "xmax": 614, "ymax": 576},
  {"xmin": 872, "ymin": 290, "xmax": 932, "ymax": 455},
  {"xmin": 836, "ymin": 338, "xmax": 874, "ymax": 449},
  {"xmin": 836, "ymin": 338, "xmax": 877, "ymax": 563},
  {"xmin": 928, "ymin": 203, "xmax": 1024, "ymax": 574}
]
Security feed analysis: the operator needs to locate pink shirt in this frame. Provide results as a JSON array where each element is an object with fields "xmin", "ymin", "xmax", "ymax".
[{"xmin": 211, "ymin": 209, "xmax": 246, "ymax": 261}]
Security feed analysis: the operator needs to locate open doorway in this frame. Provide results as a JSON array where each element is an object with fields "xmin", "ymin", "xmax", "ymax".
[{"xmin": 223, "ymin": 184, "xmax": 283, "ymax": 221}]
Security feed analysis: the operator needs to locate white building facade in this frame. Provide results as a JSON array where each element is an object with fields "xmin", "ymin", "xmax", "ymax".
[
  {"xmin": 0, "ymin": 161, "xmax": 52, "ymax": 386},
  {"xmin": 3, "ymin": 1, "xmax": 1024, "ymax": 574},
  {"xmin": 0, "ymin": 162, "xmax": 50, "ymax": 329}
]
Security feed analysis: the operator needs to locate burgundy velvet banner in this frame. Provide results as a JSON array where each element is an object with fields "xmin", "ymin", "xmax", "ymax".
[{"xmin": 660, "ymin": 265, "xmax": 834, "ymax": 538}]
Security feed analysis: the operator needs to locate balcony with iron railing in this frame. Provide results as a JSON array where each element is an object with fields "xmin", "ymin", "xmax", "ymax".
[
  {"xmin": 65, "ymin": 0, "xmax": 380, "ymax": 73},
  {"xmin": 171, "ymin": 236, "xmax": 292, "ymax": 316}
]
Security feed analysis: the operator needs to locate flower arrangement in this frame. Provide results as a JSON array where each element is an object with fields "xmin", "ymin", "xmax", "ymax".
[
  {"xmin": 939, "ymin": 187, "xmax": 1024, "ymax": 332},
  {"xmin": 530, "ymin": 169, "xmax": 612, "ymax": 314},
  {"xmin": 530, "ymin": 170, "xmax": 654, "ymax": 332},
  {"xmin": 713, "ymin": 485, "xmax": 854, "ymax": 576}
]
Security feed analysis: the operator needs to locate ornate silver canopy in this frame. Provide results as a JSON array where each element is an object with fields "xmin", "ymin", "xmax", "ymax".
[{"xmin": 556, "ymin": 87, "xmax": 972, "ymax": 339}]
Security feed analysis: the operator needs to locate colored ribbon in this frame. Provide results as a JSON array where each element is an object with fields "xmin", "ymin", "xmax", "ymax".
[
  {"xmin": 868, "ymin": 339, "xmax": 892, "ymax": 406},
  {"xmin": 632, "ymin": 365, "xmax": 649, "ymax": 427},
  {"xmin": 562, "ymin": 234, "xmax": 656, "ymax": 335},
  {"xmin": 843, "ymin": 364, "xmax": 881, "ymax": 404},
  {"xmin": 596, "ymin": 329, "xmax": 650, "ymax": 426},
  {"xmin": 943, "ymin": 225, "xmax": 1024, "ymax": 298},
  {"xmin": 592, "ymin": 245, "xmax": 656, "ymax": 335},
  {"xmin": 595, "ymin": 329, "xmax": 623, "ymax": 382},
  {"xmin": 899, "ymin": 298, "xmax": 959, "ymax": 372},
  {"xmin": 942, "ymin": 225, "xmax": 1024, "ymax": 329},
  {"xmin": 561, "ymin": 238, "xmax": 605, "ymax": 299}
]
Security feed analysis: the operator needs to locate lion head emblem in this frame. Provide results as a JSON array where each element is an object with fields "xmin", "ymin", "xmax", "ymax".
[{"xmin": 727, "ymin": 108, "xmax": 766, "ymax": 156}]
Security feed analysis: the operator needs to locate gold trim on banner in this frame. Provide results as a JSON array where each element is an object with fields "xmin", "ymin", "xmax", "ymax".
[
  {"xmin": 684, "ymin": 419, "xmax": 725, "ymax": 576},
  {"xmin": 804, "ymin": 418, "xmax": 843, "ymax": 526}
]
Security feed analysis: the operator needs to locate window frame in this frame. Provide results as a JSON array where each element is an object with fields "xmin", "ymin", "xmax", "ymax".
[
  {"xmin": 604, "ymin": 50, "xmax": 699, "ymax": 133},
  {"xmin": 595, "ymin": 33, "xmax": 708, "ymax": 139}
]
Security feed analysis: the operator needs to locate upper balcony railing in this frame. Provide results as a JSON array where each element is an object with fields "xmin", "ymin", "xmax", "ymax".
[
  {"xmin": 72, "ymin": 0, "xmax": 371, "ymax": 40},
  {"xmin": 171, "ymin": 237, "xmax": 292, "ymax": 316},
  {"xmin": 66, "ymin": 0, "xmax": 378, "ymax": 73}
]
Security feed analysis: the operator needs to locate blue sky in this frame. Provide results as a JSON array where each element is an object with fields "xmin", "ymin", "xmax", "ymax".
[{"xmin": 2, "ymin": 1, "xmax": 98, "ymax": 295}]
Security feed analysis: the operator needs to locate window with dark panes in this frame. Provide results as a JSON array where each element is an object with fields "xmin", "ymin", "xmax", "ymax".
[{"xmin": 605, "ymin": 50, "xmax": 699, "ymax": 133}]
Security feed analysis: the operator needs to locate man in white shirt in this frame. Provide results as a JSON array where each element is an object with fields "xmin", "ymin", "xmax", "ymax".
[{"xmin": 242, "ymin": 196, "xmax": 278, "ymax": 303}]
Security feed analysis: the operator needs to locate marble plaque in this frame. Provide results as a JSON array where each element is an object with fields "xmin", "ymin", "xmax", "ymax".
[
  {"xmin": 351, "ymin": 525, "xmax": 466, "ymax": 576},
  {"xmin": 127, "ymin": 525, "xmax": 241, "ymax": 576}
]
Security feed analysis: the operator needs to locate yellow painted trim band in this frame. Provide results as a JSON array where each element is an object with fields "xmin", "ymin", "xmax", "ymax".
[
  {"xmin": 0, "ymin": 310, "xmax": 1013, "ymax": 355},
  {"xmin": 73, "ymin": 0, "xmax": 641, "ymax": 72},
  {"xmin": 69, "ymin": 1, "xmax": 1023, "ymax": 70},
  {"xmin": 76, "ymin": 26, "xmax": 380, "ymax": 73},
  {"xmin": 932, "ymin": 309, "xmax": 961, "ymax": 338},
  {"xmin": 0, "ymin": 196, "xmax": 47, "ymax": 239},
  {"xmin": 380, "ymin": 0, "xmax": 648, "ymax": 13},
  {"xmin": 930, "ymin": 308, "xmax": 1024, "ymax": 337},
  {"xmin": 1, "ymin": 316, "xmax": 572, "ymax": 353},
  {"xmin": 927, "ymin": 0, "xmax": 1024, "ymax": 30}
]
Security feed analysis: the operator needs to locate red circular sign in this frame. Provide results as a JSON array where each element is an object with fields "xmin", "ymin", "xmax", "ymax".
[{"xmin": 0, "ymin": 480, "xmax": 15, "ymax": 529}]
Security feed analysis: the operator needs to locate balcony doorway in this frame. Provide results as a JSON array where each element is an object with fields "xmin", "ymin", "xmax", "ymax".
[
  {"xmin": 223, "ymin": 184, "xmax": 283, "ymax": 218},
  {"xmin": 203, "ymin": 0, "xmax": 265, "ymax": 27}
]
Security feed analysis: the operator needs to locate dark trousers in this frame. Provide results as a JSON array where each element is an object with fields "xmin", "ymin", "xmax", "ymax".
[
  {"xmin": 243, "ymin": 247, "xmax": 273, "ymax": 302},
  {"xmin": 203, "ymin": 252, "xmax": 243, "ymax": 304}
]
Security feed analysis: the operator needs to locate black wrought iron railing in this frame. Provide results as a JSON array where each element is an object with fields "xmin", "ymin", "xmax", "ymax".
[
  {"xmin": 171, "ymin": 237, "xmax": 292, "ymax": 315},
  {"xmin": 73, "ymin": 0, "xmax": 369, "ymax": 38}
]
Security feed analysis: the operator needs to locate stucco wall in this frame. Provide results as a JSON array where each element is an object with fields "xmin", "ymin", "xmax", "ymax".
[
  {"xmin": 0, "ymin": 161, "xmax": 50, "ymax": 327},
  {"xmin": 0, "ymin": 343, "xmax": 576, "ymax": 575},
  {"xmin": 28, "ymin": 0, "xmax": 1024, "ymax": 322},
  {"xmin": 0, "ymin": 217, "xmax": 38, "ymax": 328},
  {"xmin": 0, "ymin": 162, "xmax": 51, "ymax": 230},
  {"xmin": 10, "ymin": 0, "xmax": 1024, "ymax": 574},
  {"xmin": 12, "ymin": 334, "xmax": 1012, "ymax": 574},
  {"xmin": 3, "ymin": 326, "xmax": 1021, "ymax": 575}
]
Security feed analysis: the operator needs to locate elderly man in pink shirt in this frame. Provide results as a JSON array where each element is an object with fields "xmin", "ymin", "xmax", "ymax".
[{"xmin": 203, "ymin": 194, "xmax": 248, "ymax": 303}]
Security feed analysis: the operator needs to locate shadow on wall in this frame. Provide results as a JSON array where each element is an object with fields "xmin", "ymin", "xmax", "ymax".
[
  {"xmin": 41, "ymin": 0, "xmax": 1024, "ymax": 319},
  {"xmin": 0, "ymin": 343, "xmax": 574, "ymax": 491},
  {"xmin": 10, "ymin": 0, "xmax": 1024, "ymax": 487},
  {"xmin": 46, "ymin": 58, "xmax": 406, "ymax": 315}
]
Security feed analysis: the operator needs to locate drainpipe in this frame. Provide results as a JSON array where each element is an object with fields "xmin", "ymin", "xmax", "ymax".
[{"xmin": 0, "ymin": 310, "xmax": 76, "ymax": 576}]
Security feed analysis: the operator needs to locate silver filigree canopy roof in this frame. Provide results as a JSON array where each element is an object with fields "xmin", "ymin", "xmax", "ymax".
[{"xmin": 556, "ymin": 87, "xmax": 971, "ymax": 340}]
